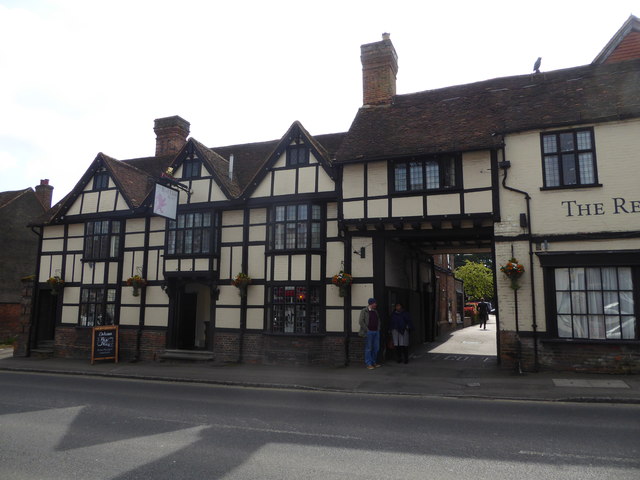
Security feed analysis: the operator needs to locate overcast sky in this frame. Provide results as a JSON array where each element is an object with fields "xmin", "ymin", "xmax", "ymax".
[{"xmin": 1, "ymin": 0, "xmax": 637, "ymax": 203}]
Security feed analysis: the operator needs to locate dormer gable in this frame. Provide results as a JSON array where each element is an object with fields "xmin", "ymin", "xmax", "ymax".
[
  {"xmin": 165, "ymin": 139, "xmax": 239, "ymax": 202},
  {"xmin": 241, "ymin": 121, "xmax": 337, "ymax": 199},
  {"xmin": 593, "ymin": 14, "xmax": 640, "ymax": 64},
  {"xmin": 50, "ymin": 153, "xmax": 154, "ymax": 221}
]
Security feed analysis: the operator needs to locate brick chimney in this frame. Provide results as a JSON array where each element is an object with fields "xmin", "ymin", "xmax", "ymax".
[
  {"xmin": 34, "ymin": 179, "xmax": 53, "ymax": 209},
  {"xmin": 361, "ymin": 33, "xmax": 398, "ymax": 106},
  {"xmin": 154, "ymin": 116, "xmax": 190, "ymax": 156}
]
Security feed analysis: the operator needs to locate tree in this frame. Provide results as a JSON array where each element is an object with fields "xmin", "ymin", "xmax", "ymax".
[
  {"xmin": 454, "ymin": 253, "xmax": 493, "ymax": 270},
  {"xmin": 455, "ymin": 260, "xmax": 494, "ymax": 301}
]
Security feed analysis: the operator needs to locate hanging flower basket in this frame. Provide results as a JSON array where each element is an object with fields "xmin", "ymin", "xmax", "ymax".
[
  {"xmin": 46, "ymin": 276, "xmax": 65, "ymax": 296},
  {"xmin": 331, "ymin": 271, "xmax": 353, "ymax": 297},
  {"xmin": 500, "ymin": 257, "xmax": 525, "ymax": 290},
  {"xmin": 126, "ymin": 275, "xmax": 147, "ymax": 297},
  {"xmin": 232, "ymin": 272, "xmax": 251, "ymax": 297}
]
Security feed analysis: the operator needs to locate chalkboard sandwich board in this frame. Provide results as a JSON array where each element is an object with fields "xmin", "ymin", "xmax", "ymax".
[{"xmin": 91, "ymin": 325, "xmax": 119, "ymax": 364}]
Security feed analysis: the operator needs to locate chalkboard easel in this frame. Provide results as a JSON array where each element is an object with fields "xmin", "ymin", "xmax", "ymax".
[{"xmin": 91, "ymin": 325, "xmax": 119, "ymax": 365}]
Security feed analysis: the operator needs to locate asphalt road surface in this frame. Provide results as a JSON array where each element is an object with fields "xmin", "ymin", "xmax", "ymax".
[{"xmin": 0, "ymin": 371, "xmax": 638, "ymax": 479}]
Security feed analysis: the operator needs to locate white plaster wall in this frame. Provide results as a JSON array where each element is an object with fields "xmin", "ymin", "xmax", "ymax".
[
  {"xmin": 216, "ymin": 308, "xmax": 241, "ymax": 328},
  {"xmin": 119, "ymin": 306, "xmax": 140, "ymax": 326},
  {"xmin": 392, "ymin": 196, "xmax": 423, "ymax": 217},
  {"xmin": 317, "ymin": 167, "xmax": 334, "ymax": 192},
  {"xmin": 146, "ymin": 286, "xmax": 169, "ymax": 305},
  {"xmin": 351, "ymin": 237, "xmax": 373, "ymax": 278},
  {"xmin": 368, "ymin": 198, "xmax": 388, "ymax": 218},
  {"xmin": 126, "ymin": 218, "xmax": 145, "ymax": 233},
  {"xmin": 61, "ymin": 305, "xmax": 78, "ymax": 324},
  {"xmin": 125, "ymin": 233, "xmax": 145, "ymax": 248},
  {"xmin": 297, "ymin": 166, "xmax": 316, "ymax": 193},
  {"xmin": 342, "ymin": 164, "xmax": 364, "ymax": 199},
  {"xmin": 427, "ymin": 194, "xmax": 460, "ymax": 216},
  {"xmin": 67, "ymin": 237, "xmax": 84, "ymax": 253},
  {"xmin": 252, "ymin": 174, "xmax": 272, "ymax": 198},
  {"xmin": 464, "ymin": 191, "xmax": 493, "ymax": 214},
  {"xmin": 42, "ymin": 239, "xmax": 64, "ymax": 252},
  {"xmin": 145, "ymin": 307, "xmax": 168, "ymax": 327},
  {"xmin": 462, "ymin": 151, "xmax": 492, "ymax": 189},
  {"xmin": 98, "ymin": 190, "xmax": 117, "ymax": 212},
  {"xmin": 247, "ymin": 284, "xmax": 264, "ymax": 306},
  {"xmin": 367, "ymin": 162, "xmax": 388, "ymax": 196},
  {"xmin": 325, "ymin": 310, "xmax": 344, "ymax": 332},
  {"xmin": 326, "ymin": 284, "xmax": 344, "ymax": 307},
  {"xmin": 190, "ymin": 179, "xmax": 210, "ymax": 203},
  {"xmin": 81, "ymin": 192, "xmax": 98, "ymax": 214},
  {"xmin": 343, "ymin": 200, "xmax": 364, "ymax": 219},
  {"xmin": 273, "ymin": 169, "xmax": 296, "ymax": 195},
  {"xmin": 248, "ymin": 245, "xmax": 265, "ymax": 279},
  {"xmin": 43, "ymin": 225, "xmax": 65, "ymax": 239},
  {"xmin": 246, "ymin": 308, "xmax": 264, "ymax": 329},
  {"xmin": 291, "ymin": 255, "xmax": 306, "ymax": 280}
]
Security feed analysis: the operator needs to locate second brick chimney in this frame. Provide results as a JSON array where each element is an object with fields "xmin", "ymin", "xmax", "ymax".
[
  {"xmin": 361, "ymin": 33, "xmax": 398, "ymax": 106},
  {"xmin": 154, "ymin": 115, "xmax": 190, "ymax": 157},
  {"xmin": 34, "ymin": 179, "xmax": 53, "ymax": 209}
]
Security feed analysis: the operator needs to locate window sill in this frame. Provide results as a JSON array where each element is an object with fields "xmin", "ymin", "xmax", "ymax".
[
  {"xmin": 163, "ymin": 254, "xmax": 217, "ymax": 260},
  {"xmin": 540, "ymin": 183, "xmax": 602, "ymax": 191},
  {"xmin": 391, "ymin": 187, "xmax": 461, "ymax": 196}
]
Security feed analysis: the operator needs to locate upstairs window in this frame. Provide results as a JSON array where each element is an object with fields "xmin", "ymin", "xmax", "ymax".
[
  {"xmin": 286, "ymin": 144, "xmax": 309, "ymax": 166},
  {"xmin": 84, "ymin": 220, "xmax": 121, "ymax": 260},
  {"xmin": 270, "ymin": 204, "xmax": 322, "ymax": 251},
  {"xmin": 93, "ymin": 171, "xmax": 110, "ymax": 190},
  {"xmin": 182, "ymin": 158, "xmax": 202, "ymax": 179},
  {"xmin": 541, "ymin": 129, "xmax": 597, "ymax": 188},
  {"xmin": 393, "ymin": 155, "xmax": 459, "ymax": 192},
  {"xmin": 167, "ymin": 212, "xmax": 215, "ymax": 256}
]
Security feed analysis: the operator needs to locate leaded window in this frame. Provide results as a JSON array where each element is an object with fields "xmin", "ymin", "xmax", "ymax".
[
  {"xmin": 182, "ymin": 158, "xmax": 202, "ymax": 179},
  {"xmin": 542, "ymin": 129, "xmax": 597, "ymax": 188},
  {"xmin": 167, "ymin": 212, "xmax": 214, "ymax": 256},
  {"xmin": 270, "ymin": 204, "xmax": 322, "ymax": 251},
  {"xmin": 393, "ymin": 155, "xmax": 459, "ymax": 192},
  {"xmin": 268, "ymin": 285, "xmax": 321, "ymax": 334},
  {"xmin": 286, "ymin": 144, "xmax": 309, "ymax": 166},
  {"xmin": 554, "ymin": 267, "xmax": 636, "ymax": 340},
  {"xmin": 93, "ymin": 171, "xmax": 109, "ymax": 190},
  {"xmin": 79, "ymin": 287, "xmax": 116, "ymax": 327},
  {"xmin": 84, "ymin": 220, "xmax": 121, "ymax": 260}
]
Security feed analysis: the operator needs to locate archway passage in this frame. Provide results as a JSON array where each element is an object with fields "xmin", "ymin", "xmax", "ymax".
[{"xmin": 346, "ymin": 218, "xmax": 497, "ymax": 366}]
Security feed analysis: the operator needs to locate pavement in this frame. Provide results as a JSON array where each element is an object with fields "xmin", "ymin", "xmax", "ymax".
[{"xmin": 1, "ymin": 317, "xmax": 638, "ymax": 404}]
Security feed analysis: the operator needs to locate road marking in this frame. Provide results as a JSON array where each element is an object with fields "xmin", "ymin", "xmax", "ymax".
[
  {"xmin": 519, "ymin": 450, "xmax": 640, "ymax": 465},
  {"xmin": 553, "ymin": 379, "xmax": 630, "ymax": 389},
  {"xmin": 213, "ymin": 423, "xmax": 362, "ymax": 440}
]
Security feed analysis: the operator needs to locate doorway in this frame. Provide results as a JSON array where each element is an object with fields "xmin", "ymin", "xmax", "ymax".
[{"xmin": 35, "ymin": 290, "xmax": 57, "ymax": 346}]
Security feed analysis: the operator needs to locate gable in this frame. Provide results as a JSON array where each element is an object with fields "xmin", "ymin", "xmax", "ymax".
[
  {"xmin": 593, "ymin": 15, "xmax": 640, "ymax": 64},
  {"xmin": 242, "ymin": 121, "xmax": 337, "ymax": 200}
]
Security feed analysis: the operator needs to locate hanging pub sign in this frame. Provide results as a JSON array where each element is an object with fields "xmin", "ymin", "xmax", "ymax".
[
  {"xmin": 91, "ymin": 325, "xmax": 119, "ymax": 365},
  {"xmin": 153, "ymin": 183, "xmax": 179, "ymax": 220}
]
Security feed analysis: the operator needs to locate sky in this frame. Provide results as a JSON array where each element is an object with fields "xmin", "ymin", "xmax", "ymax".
[{"xmin": 1, "ymin": 0, "xmax": 637, "ymax": 203}]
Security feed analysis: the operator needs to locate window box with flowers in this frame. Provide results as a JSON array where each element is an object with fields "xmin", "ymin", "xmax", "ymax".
[
  {"xmin": 500, "ymin": 257, "xmax": 525, "ymax": 290},
  {"xmin": 331, "ymin": 271, "xmax": 353, "ymax": 297},
  {"xmin": 46, "ymin": 276, "xmax": 65, "ymax": 296},
  {"xmin": 231, "ymin": 272, "xmax": 251, "ymax": 297},
  {"xmin": 126, "ymin": 275, "xmax": 147, "ymax": 297}
]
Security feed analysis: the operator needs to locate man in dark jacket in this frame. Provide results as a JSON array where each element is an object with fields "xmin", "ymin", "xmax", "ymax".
[
  {"xmin": 358, "ymin": 298, "xmax": 382, "ymax": 369},
  {"xmin": 478, "ymin": 298, "xmax": 489, "ymax": 330}
]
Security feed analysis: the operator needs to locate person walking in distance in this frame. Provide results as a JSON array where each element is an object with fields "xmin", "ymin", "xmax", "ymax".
[
  {"xmin": 477, "ymin": 298, "xmax": 489, "ymax": 330},
  {"xmin": 390, "ymin": 302, "xmax": 413, "ymax": 364},
  {"xmin": 358, "ymin": 298, "xmax": 382, "ymax": 369}
]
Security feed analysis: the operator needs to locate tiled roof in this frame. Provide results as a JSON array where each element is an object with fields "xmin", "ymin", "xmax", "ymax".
[
  {"xmin": 336, "ymin": 59, "xmax": 640, "ymax": 162},
  {"xmin": 102, "ymin": 154, "xmax": 156, "ymax": 208},
  {"xmin": 0, "ymin": 188, "xmax": 31, "ymax": 210}
]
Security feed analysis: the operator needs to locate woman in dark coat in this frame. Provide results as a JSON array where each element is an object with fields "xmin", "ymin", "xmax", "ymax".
[{"xmin": 390, "ymin": 303, "xmax": 413, "ymax": 364}]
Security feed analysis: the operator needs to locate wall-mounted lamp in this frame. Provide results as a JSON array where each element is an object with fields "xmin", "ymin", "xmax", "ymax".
[{"xmin": 353, "ymin": 247, "xmax": 365, "ymax": 259}]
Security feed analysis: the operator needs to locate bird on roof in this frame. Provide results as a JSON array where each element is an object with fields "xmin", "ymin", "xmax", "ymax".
[{"xmin": 533, "ymin": 57, "xmax": 542, "ymax": 74}]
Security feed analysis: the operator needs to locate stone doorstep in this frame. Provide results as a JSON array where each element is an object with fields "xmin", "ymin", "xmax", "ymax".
[{"xmin": 552, "ymin": 379, "xmax": 630, "ymax": 389}]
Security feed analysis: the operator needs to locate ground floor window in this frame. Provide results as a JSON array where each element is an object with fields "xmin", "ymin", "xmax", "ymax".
[
  {"xmin": 554, "ymin": 266, "xmax": 636, "ymax": 340},
  {"xmin": 268, "ymin": 285, "xmax": 321, "ymax": 334},
  {"xmin": 79, "ymin": 287, "xmax": 116, "ymax": 326}
]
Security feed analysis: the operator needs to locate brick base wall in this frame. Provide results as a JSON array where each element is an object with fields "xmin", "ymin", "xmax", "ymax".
[
  {"xmin": 55, "ymin": 326, "xmax": 167, "ymax": 362},
  {"xmin": 0, "ymin": 303, "xmax": 21, "ymax": 340},
  {"xmin": 214, "ymin": 331, "xmax": 349, "ymax": 366},
  {"xmin": 500, "ymin": 330, "xmax": 640, "ymax": 373}
]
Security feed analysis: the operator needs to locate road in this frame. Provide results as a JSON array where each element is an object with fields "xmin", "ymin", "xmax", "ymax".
[{"xmin": 0, "ymin": 372, "xmax": 638, "ymax": 479}]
